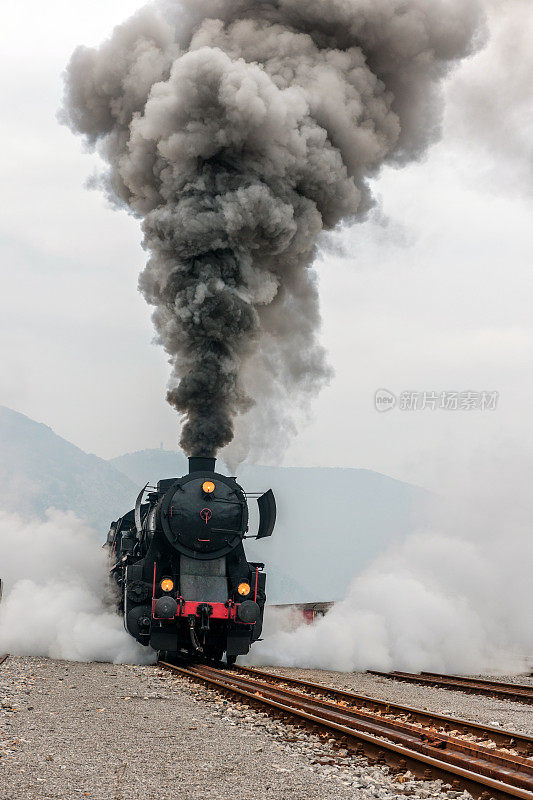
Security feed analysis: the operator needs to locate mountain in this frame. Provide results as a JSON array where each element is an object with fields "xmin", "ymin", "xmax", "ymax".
[
  {"xmin": 110, "ymin": 448, "xmax": 188, "ymax": 487},
  {"xmin": 0, "ymin": 406, "xmax": 137, "ymax": 531},
  {"xmin": 109, "ymin": 449, "xmax": 430, "ymax": 604}
]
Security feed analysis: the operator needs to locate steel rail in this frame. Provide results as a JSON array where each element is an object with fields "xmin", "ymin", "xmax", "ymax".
[
  {"xmin": 0, "ymin": 654, "xmax": 9, "ymax": 666},
  {"xmin": 368, "ymin": 670, "xmax": 533, "ymax": 705},
  {"xmin": 159, "ymin": 661, "xmax": 533, "ymax": 800},
  {"xmin": 192, "ymin": 664, "xmax": 533, "ymax": 788},
  {"xmin": 422, "ymin": 673, "xmax": 533, "ymax": 694},
  {"xmin": 230, "ymin": 664, "xmax": 533, "ymax": 757}
]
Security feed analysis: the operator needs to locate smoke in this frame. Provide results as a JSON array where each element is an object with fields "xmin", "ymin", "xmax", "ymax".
[
  {"xmin": 61, "ymin": 0, "xmax": 482, "ymax": 459},
  {"xmin": 248, "ymin": 449, "xmax": 533, "ymax": 673},
  {"xmin": 445, "ymin": 0, "xmax": 533, "ymax": 193},
  {"xmin": 0, "ymin": 509, "xmax": 154, "ymax": 664}
]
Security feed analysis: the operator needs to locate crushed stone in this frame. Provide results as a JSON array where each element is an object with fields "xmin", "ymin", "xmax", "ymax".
[
  {"xmin": 0, "ymin": 656, "xmax": 478, "ymax": 800},
  {"xmin": 255, "ymin": 667, "xmax": 533, "ymax": 736}
]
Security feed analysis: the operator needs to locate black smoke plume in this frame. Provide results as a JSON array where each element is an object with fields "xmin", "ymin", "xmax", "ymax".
[{"xmin": 61, "ymin": 0, "xmax": 482, "ymax": 458}]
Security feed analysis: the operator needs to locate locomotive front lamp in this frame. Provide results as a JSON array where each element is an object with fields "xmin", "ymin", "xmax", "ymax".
[
  {"xmin": 202, "ymin": 480, "xmax": 215, "ymax": 494},
  {"xmin": 160, "ymin": 578, "xmax": 174, "ymax": 592},
  {"xmin": 237, "ymin": 582, "xmax": 251, "ymax": 597}
]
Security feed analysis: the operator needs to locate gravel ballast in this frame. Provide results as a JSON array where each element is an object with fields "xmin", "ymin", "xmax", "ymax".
[
  {"xmin": 257, "ymin": 667, "xmax": 533, "ymax": 735},
  {"xmin": 2, "ymin": 656, "xmax": 530, "ymax": 800}
]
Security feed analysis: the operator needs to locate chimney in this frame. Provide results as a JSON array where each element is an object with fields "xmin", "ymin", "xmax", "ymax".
[{"xmin": 188, "ymin": 456, "xmax": 216, "ymax": 474}]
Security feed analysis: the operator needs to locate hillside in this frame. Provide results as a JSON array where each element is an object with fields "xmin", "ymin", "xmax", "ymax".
[
  {"xmin": 109, "ymin": 450, "xmax": 430, "ymax": 603},
  {"xmin": 110, "ymin": 448, "xmax": 188, "ymax": 487},
  {"xmin": 0, "ymin": 406, "xmax": 137, "ymax": 531}
]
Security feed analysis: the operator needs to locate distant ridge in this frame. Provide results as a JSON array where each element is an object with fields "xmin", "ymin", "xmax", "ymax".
[
  {"xmin": 110, "ymin": 448, "xmax": 188, "ymax": 487},
  {"xmin": 0, "ymin": 406, "xmax": 137, "ymax": 531}
]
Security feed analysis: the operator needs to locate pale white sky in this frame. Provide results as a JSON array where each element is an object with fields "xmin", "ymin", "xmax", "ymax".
[{"xmin": 2, "ymin": 0, "xmax": 532, "ymax": 490}]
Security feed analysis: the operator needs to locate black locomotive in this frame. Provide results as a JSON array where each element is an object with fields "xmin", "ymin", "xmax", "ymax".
[{"xmin": 106, "ymin": 456, "xmax": 276, "ymax": 664}]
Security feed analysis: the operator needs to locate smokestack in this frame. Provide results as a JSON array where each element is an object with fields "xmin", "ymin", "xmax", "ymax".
[{"xmin": 188, "ymin": 456, "xmax": 216, "ymax": 474}]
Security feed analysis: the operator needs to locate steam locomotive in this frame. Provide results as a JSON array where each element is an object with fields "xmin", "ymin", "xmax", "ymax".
[{"xmin": 106, "ymin": 456, "xmax": 276, "ymax": 664}]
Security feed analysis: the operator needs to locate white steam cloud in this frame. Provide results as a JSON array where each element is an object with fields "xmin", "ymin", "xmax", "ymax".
[
  {"xmin": 249, "ymin": 451, "xmax": 533, "ymax": 674},
  {"xmin": 0, "ymin": 509, "xmax": 154, "ymax": 664},
  {"xmin": 446, "ymin": 0, "xmax": 533, "ymax": 193}
]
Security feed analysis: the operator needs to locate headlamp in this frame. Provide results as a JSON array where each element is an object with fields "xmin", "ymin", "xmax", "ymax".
[
  {"xmin": 237, "ymin": 582, "xmax": 251, "ymax": 597},
  {"xmin": 202, "ymin": 480, "xmax": 215, "ymax": 494},
  {"xmin": 160, "ymin": 578, "xmax": 174, "ymax": 592}
]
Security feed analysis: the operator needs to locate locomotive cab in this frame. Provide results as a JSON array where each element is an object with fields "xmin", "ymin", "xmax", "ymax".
[{"xmin": 107, "ymin": 456, "xmax": 275, "ymax": 664}]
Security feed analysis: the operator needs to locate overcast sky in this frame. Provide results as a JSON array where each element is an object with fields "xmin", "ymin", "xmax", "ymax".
[{"xmin": 2, "ymin": 0, "xmax": 533, "ymax": 491}]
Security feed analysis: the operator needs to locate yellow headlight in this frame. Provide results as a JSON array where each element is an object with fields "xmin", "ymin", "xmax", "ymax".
[
  {"xmin": 202, "ymin": 480, "xmax": 215, "ymax": 494},
  {"xmin": 238, "ymin": 582, "xmax": 251, "ymax": 597},
  {"xmin": 160, "ymin": 578, "xmax": 174, "ymax": 592}
]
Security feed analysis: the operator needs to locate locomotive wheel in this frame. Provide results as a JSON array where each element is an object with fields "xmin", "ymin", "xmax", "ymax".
[
  {"xmin": 158, "ymin": 651, "xmax": 179, "ymax": 666},
  {"xmin": 208, "ymin": 648, "xmax": 224, "ymax": 664},
  {"xmin": 226, "ymin": 655, "xmax": 237, "ymax": 667}
]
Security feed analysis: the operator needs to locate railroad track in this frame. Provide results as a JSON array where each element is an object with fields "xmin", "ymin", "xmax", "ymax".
[
  {"xmin": 231, "ymin": 665, "xmax": 533, "ymax": 757},
  {"xmin": 159, "ymin": 660, "xmax": 533, "ymax": 800},
  {"xmin": 368, "ymin": 670, "xmax": 533, "ymax": 705}
]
